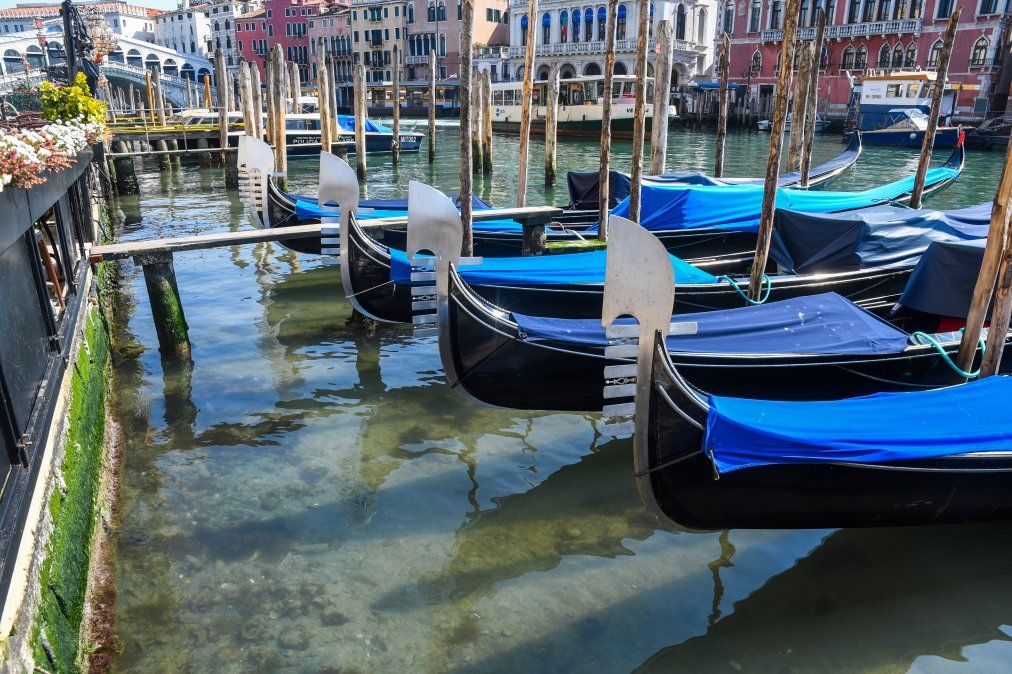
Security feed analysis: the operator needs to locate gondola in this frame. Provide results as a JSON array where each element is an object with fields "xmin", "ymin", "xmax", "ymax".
[
  {"xmin": 341, "ymin": 178, "xmax": 984, "ymax": 324},
  {"xmin": 597, "ymin": 217, "xmax": 1012, "ymax": 530},
  {"xmin": 238, "ymin": 134, "xmax": 870, "ymax": 257},
  {"xmin": 424, "ymin": 199, "xmax": 995, "ymax": 410}
]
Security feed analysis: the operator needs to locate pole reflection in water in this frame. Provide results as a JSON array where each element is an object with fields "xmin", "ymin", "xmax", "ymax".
[{"xmin": 107, "ymin": 131, "xmax": 1012, "ymax": 672}]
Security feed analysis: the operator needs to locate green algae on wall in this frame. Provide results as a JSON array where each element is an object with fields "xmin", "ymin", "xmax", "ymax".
[{"xmin": 30, "ymin": 306, "xmax": 109, "ymax": 673}]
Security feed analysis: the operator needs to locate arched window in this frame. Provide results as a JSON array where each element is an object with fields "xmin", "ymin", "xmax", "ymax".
[
  {"xmin": 676, "ymin": 4, "xmax": 686, "ymax": 40},
  {"xmin": 722, "ymin": 0, "xmax": 734, "ymax": 32},
  {"xmin": 799, "ymin": 0, "xmax": 810, "ymax": 26},
  {"xmin": 542, "ymin": 12, "xmax": 551, "ymax": 44},
  {"xmin": 697, "ymin": 8, "xmax": 707, "ymax": 42},
  {"xmin": 877, "ymin": 0, "xmax": 891, "ymax": 19},
  {"xmin": 407, "ymin": 4, "xmax": 414, "ymax": 22},
  {"xmin": 224, "ymin": 18, "xmax": 230, "ymax": 29},
  {"xmin": 863, "ymin": 0, "xmax": 876, "ymax": 20},
  {"xmin": 878, "ymin": 44, "xmax": 890, "ymax": 67},
  {"xmin": 585, "ymin": 8, "xmax": 594, "ymax": 41},
  {"xmin": 597, "ymin": 6, "xmax": 607, "ymax": 42},
  {"xmin": 427, "ymin": 2, "xmax": 435, "ymax": 21},
  {"xmin": 892, "ymin": 44, "xmax": 904, "ymax": 67},
  {"xmin": 613, "ymin": 61, "xmax": 627, "ymax": 74},
  {"xmin": 971, "ymin": 38, "xmax": 989, "ymax": 66},
  {"xmin": 437, "ymin": 2, "xmax": 446, "ymax": 20},
  {"xmin": 520, "ymin": 14, "xmax": 528, "ymax": 45},
  {"xmin": 560, "ymin": 11, "xmax": 569, "ymax": 43},
  {"xmin": 793, "ymin": 48, "xmax": 801, "ymax": 70},
  {"xmin": 439, "ymin": 33, "xmax": 445, "ymax": 55},
  {"xmin": 841, "ymin": 46, "xmax": 855, "ymax": 69},
  {"xmin": 905, "ymin": 43, "xmax": 916, "ymax": 66},
  {"xmin": 855, "ymin": 44, "xmax": 867, "ymax": 69},
  {"xmin": 749, "ymin": 0, "xmax": 761, "ymax": 31},
  {"xmin": 616, "ymin": 5, "xmax": 626, "ymax": 40},
  {"xmin": 572, "ymin": 7, "xmax": 580, "ymax": 42},
  {"xmin": 770, "ymin": 1, "xmax": 783, "ymax": 29},
  {"xmin": 927, "ymin": 40, "xmax": 942, "ymax": 66},
  {"xmin": 750, "ymin": 50, "xmax": 762, "ymax": 74},
  {"xmin": 213, "ymin": 20, "xmax": 220, "ymax": 31}
]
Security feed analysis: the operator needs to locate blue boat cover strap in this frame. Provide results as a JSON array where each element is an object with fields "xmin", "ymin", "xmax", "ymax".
[
  {"xmin": 513, "ymin": 292, "xmax": 911, "ymax": 355},
  {"xmin": 899, "ymin": 238, "xmax": 990, "ymax": 319},
  {"xmin": 388, "ymin": 247, "xmax": 718, "ymax": 286},
  {"xmin": 292, "ymin": 193, "xmax": 494, "ymax": 219},
  {"xmin": 704, "ymin": 376, "xmax": 1012, "ymax": 474},
  {"xmin": 770, "ymin": 202, "xmax": 990, "ymax": 274},
  {"xmin": 601, "ymin": 164, "xmax": 960, "ymax": 234}
]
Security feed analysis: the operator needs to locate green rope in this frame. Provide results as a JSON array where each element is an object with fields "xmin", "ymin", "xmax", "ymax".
[
  {"xmin": 910, "ymin": 328, "xmax": 985, "ymax": 380},
  {"xmin": 720, "ymin": 274, "xmax": 771, "ymax": 305}
]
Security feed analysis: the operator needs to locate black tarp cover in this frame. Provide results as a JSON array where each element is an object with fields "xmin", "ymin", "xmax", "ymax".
[
  {"xmin": 898, "ymin": 239, "xmax": 989, "ymax": 318},
  {"xmin": 769, "ymin": 203, "xmax": 990, "ymax": 274}
]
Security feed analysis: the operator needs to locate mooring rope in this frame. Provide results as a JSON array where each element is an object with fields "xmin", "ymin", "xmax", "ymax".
[
  {"xmin": 910, "ymin": 328, "xmax": 985, "ymax": 380},
  {"xmin": 720, "ymin": 274, "xmax": 771, "ymax": 305}
]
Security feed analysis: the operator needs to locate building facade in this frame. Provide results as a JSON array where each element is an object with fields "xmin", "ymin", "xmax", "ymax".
[
  {"xmin": 236, "ymin": 0, "xmax": 326, "ymax": 81},
  {"xmin": 403, "ymin": 0, "xmax": 509, "ymax": 81},
  {"xmin": 0, "ymin": 2, "xmax": 158, "ymax": 40},
  {"xmin": 505, "ymin": 0, "xmax": 715, "ymax": 83},
  {"xmin": 153, "ymin": 1, "xmax": 213, "ymax": 58},
  {"xmin": 720, "ymin": 0, "xmax": 1012, "ymax": 119},
  {"xmin": 348, "ymin": 0, "xmax": 407, "ymax": 82},
  {"xmin": 308, "ymin": 3, "xmax": 352, "ymax": 85},
  {"xmin": 210, "ymin": 0, "xmax": 263, "ymax": 71}
]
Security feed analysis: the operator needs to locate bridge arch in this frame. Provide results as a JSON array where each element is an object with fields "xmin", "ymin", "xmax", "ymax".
[
  {"xmin": 163, "ymin": 58, "xmax": 178, "ymax": 77},
  {"xmin": 109, "ymin": 47, "xmax": 125, "ymax": 63},
  {"xmin": 180, "ymin": 63, "xmax": 195, "ymax": 80},
  {"xmin": 126, "ymin": 48, "xmax": 142, "ymax": 68},
  {"xmin": 24, "ymin": 45, "xmax": 44, "ymax": 69},
  {"xmin": 144, "ymin": 53, "xmax": 160, "ymax": 71}
]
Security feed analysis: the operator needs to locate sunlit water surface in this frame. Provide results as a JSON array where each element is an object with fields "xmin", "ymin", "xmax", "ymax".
[{"xmin": 108, "ymin": 128, "xmax": 1012, "ymax": 673}]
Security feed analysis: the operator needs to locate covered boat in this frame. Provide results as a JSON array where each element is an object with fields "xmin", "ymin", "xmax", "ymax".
[
  {"xmin": 427, "ymin": 203, "xmax": 995, "ymax": 411},
  {"xmin": 845, "ymin": 110, "xmax": 961, "ymax": 148},
  {"xmin": 598, "ymin": 217, "xmax": 1012, "ymax": 530}
]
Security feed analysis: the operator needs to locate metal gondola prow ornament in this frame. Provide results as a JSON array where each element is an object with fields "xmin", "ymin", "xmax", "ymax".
[
  {"xmin": 237, "ymin": 136, "xmax": 275, "ymax": 227},
  {"xmin": 318, "ymin": 151, "xmax": 351, "ymax": 256},
  {"xmin": 600, "ymin": 216, "xmax": 696, "ymax": 522}
]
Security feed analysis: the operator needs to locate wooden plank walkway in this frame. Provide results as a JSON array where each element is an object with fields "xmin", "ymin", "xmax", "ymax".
[{"xmin": 89, "ymin": 205, "xmax": 562, "ymax": 262}]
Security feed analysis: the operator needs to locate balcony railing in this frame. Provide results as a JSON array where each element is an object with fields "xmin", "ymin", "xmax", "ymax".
[
  {"xmin": 762, "ymin": 19, "xmax": 921, "ymax": 43},
  {"xmin": 508, "ymin": 38, "xmax": 645, "ymax": 57},
  {"xmin": 406, "ymin": 54, "xmax": 429, "ymax": 64}
]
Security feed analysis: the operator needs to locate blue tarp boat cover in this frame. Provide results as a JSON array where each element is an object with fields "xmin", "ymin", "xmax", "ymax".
[
  {"xmin": 292, "ymin": 193, "xmax": 494, "ymax": 219},
  {"xmin": 704, "ymin": 376, "xmax": 1012, "ymax": 474},
  {"xmin": 899, "ymin": 238, "xmax": 988, "ymax": 318},
  {"xmin": 388, "ymin": 248, "xmax": 718, "ymax": 286},
  {"xmin": 513, "ymin": 292, "xmax": 911, "ymax": 355},
  {"xmin": 336, "ymin": 115, "xmax": 392, "ymax": 133},
  {"xmin": 770, "ymin": 202, "xmax": 990, "ymax": 274},
  {"xmin": 603, "ymin": 163, "xmax": 960, "ymax": 234}
]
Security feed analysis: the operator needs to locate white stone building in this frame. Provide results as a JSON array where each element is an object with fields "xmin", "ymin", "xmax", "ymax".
[
  {"xmin": 0, "ymin": 2, "xmax": 157, "ymax": 40},
  {"xmin": 506, "ymin": 0, "xmax": 715, "ymax": 86},
  {"xmin": 209, "ymin": 0, "xmax": 262, "ymax": 71},
  {"xmin": 153, "ymin": 1, "xmax": 213, "ymax": 58}
]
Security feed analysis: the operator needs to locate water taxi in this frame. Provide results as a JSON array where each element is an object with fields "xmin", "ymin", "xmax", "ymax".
[
  {"xmin": 489, "ymin": 75, "xmax": 676, "ymax": 138},
  {"xmin": 849, "ymin": 71, "xmax": 968, "ymax": 147}
]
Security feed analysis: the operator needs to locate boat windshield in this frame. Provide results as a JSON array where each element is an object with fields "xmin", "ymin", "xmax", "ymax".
[{"xmin": 884, "ymin": 108, "xmax": 929, "ymax": 131}]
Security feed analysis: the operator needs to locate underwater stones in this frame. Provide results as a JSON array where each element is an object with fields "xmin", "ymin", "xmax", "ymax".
[
  {"xmin": 320, "ymin": 606, "xmax": 350, "ymax": 626},
  {"xmin": 277, "ymin": 625, "xmax": 311, "ymax": 650}
]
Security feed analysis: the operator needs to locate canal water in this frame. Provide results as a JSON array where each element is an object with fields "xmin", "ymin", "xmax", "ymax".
[{"xmin": 107, "ymin": 128, "xmax": 1012, "ymax": 673}]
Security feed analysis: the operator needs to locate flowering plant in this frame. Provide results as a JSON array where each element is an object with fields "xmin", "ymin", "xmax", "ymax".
[{"xmin": 0, "ymin": 119, "xmax": 105, "ymax": 192}]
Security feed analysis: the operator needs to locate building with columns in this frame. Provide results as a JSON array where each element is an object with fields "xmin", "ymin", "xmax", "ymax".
[
  {"xmin": 506, "ymin": 0, "xmax": 716, "ymax": 83},
  {"xmin": 153, "ymin": 2, "xmax": 213, "ymax": 58},
  {"xmin": 719, "ymin": 0, "xmax": 1012, "ymax": 120}
]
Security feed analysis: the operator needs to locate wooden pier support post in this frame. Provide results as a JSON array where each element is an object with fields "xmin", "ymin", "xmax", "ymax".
[
  {"xmin": 269, "ymin": 45, "xmax": 289, "ymax": 189},
  {"xmin": 428, "ymin": 51, "xmax": 437, "ymax": 164},
  {"xmin": 786, "ymin": 41, "xmax": 812, "ymax": 172},
  {"xmin": 353, "ymin": 63, "xmax": 367, "ymax": 181},
  {"xmin": 214, "ymin": 49, "xmax": 230, "ymax": 170},
  {"xmin": 748, "ymin": 0, "xmax": 800, "ymax": 301},
  {"xmin": 392, "ymin": 44, "xmax": 401, "ymax": 164},
  {"xmin": 910, "ymin": 8, "xmax": 960, "ymax": 209},
  {"xmin": 153, "ymin": 67, "xmax": 168, "ymax": 125},
  {"xmin": 471, "ymin": 67, "xmax": 483, "ymax": 173},
  {"xmin": 714, "ymin": 33, "xmax": 731, "ymax": 178},
  {"xmin": 319, "ymin": 50, "xmax": 333, "ymax": 153},
  {"xmin": 650, "ymin": 20, "xmax": 674, "ymax": 175},
  {"xmin": 240, "ymin": 59, "xmax": 256, "ymax": 137},
  {"xmin": 169, "ymin": 139, "xmax": 182, "ymax": 168},
  {"xmin": 597, "ymin": 0, "xmax": 619, "ymax": 238},
  {"xmin": 203, "ymin": 74, "xmax": 213, "ymax": 109},
  {"xmin": 482, "ymin": 69, "xmax": 493, "ymax": 174},
  {"xmin": 196, "ymin": 138, "xmax": 213, "ymax": 167},
  {"xmin": 156, "ymin": 140, "xmax": 171, "ymax": 170},
  {"xmin": 145, "ymin": 69, "xmax": 155, "ymax": 123},
  {"xmin": 289, "ymin": 61, "xmax": 301, "ymax": 113},
  {"xmin": 251, "ymin": 61, "xmax": 264, "ymax": 140},
  {"xmin": 954, "ymin": 138, "xmax": 1012, "ymax": 377},
  {"xmin": 516, "ymin": 0, "xmax": 538, "ymax": 208},
  {"xmin": 628, "ymin": 0, "xmax": 651, "ymax": 221},
  {"xmin": 544, "ymin": 63, "xmax": 560, "ymax": 187},
  {"xmin": 459, "ymin": 0, "xmax": 475, "ymax": 254},
  {"xmin": 135, "ymin": 252, "xmax": 191, "ymax": 359},
  {"xmin": 799, "ymin": 9, "xmax": 826, "ymax": 187},
  {"xmin": 112, "ymin": 140, "xmax": 138, "ymax": 194}
]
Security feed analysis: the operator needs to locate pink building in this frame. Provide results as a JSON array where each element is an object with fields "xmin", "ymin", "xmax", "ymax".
[
  {"xmin": 718, "ymin": 0, "xmax": 1010, "ymax": 120},
  {"xmin": 235, "ymin": 0, "xmax": 327, "ymax": 84},
  {"xmin": 308, "ymin": 4, "xmax": 352, "ymax": 87}
]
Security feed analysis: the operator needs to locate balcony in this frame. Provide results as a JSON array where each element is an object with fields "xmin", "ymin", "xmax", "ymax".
[
  {"xmin": 406, "ymin": 54, "xmax": 428, "ymax": 64},
  {"xmin": 508, "ymin": 38, "xmax": 643, "ymax": 58},
  {"xmin": 762, "ymin": 19, "xmax": 921, "ymax": 43}
]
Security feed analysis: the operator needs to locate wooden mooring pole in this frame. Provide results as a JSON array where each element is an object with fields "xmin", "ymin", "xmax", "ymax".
[
  {"xmin": 482, "ymin": 69, "xmax": 493, "ymax": 174},
  {"xmin": 471, "ymin": 67, "xmax": 483, "ymax": 173},
  {"xmin": 353, "ymin": 63, "xmax": 367, "ymax": 180},
  {"xmin": 240, "ymin": 61, "xmax": 256, "ymax": 137},
  {"xmin": 628, "ymin": 0, "xmax": 650, "ymax": 221},
  {"xmin": 271, "ymin": 45, "xmax": 289, "ymax": 189},
  {"xmin": 135, "ymin": 252, "xmax": 191, "ymax": 359},
  {"xmin": 516, "ymin": 0, "xmax": 538, "ymax": 208},
  {"xmin": 251, "ymin": 61, "xmax": 264, "ymax": 140},
  {"xmin": 318, "ymin": 42, "xmax": 333, "ymax": 153},
  {"xmin": 145, "ymin": 69, "xmax": 155, "ymax": 123},
  {"xmin": 954, "ymin": 138, "xmax": 1012, "ymax": 377},
  {"xmin": 786, "ymin": 41, "xmax": 812, "ymax": 172},
  {"xmin": 799, "ymin": 9, "xmax": 826, "ymax": 187},
  {"xmin": 597, "ymin": 0, "xmax": 619, "ymax": 239},
  {"xmin": 153, "ymin": 67, "xmax": 167, "ymax": 125},
  {"xmin": 460, "ymin": 0, "xmax": 475, "ymax": 255},
  {"xmin": 428, "ymin": 50, "xmax": 437, "ymax": 164},
  {"xmin": 289, "ymin": 61, "xmax": 301, "ymax": 113},
  {"xmin": 910, "ymin": 8, "xmax": 960, "ymax": 209},
  {"xmin": 748, "ymin": 0, "xmax": 800, "ymax": 301},
  {"xmin": 544, "ymin": 63, "xmax": 560, "ymax": 187},
  {"xmin": 650, "ymin": 20, "xmax": 673, "ymax": 175},
  {"xmin": 203, "ymin": 74, "xmax": 212, "ymax": 109},
  {"xmin": 112, "ymin": 140, "xmax": 138, "ymax": 194},
  {"xmin": 714, "ymin": 32, "xmax": 731, "ymax": 178},
  {"xmin": 392, "ymin": 44, "xmax": 401, "ymax": 164}
]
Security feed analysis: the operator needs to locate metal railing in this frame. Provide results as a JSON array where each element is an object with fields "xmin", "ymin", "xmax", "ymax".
[{"xmin": 763, "ymin": 18, "xmax": 921, "ymax": 42}]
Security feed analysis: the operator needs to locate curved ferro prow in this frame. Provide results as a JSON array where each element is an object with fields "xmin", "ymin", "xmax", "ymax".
[
  {"xmin": 405, "ymin": 181, "xmax": 482, "ymax": 336},
  {"xmin": 317, "ymin": 151, "xmax": 348, "ymax": 256},
  {"xmin": 600, "ymin": 216, "xmax": 696, "ymax": 524},
  {"xmin": 237, "ymin": 136, "xmax": 276, "ymax": 228}
]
